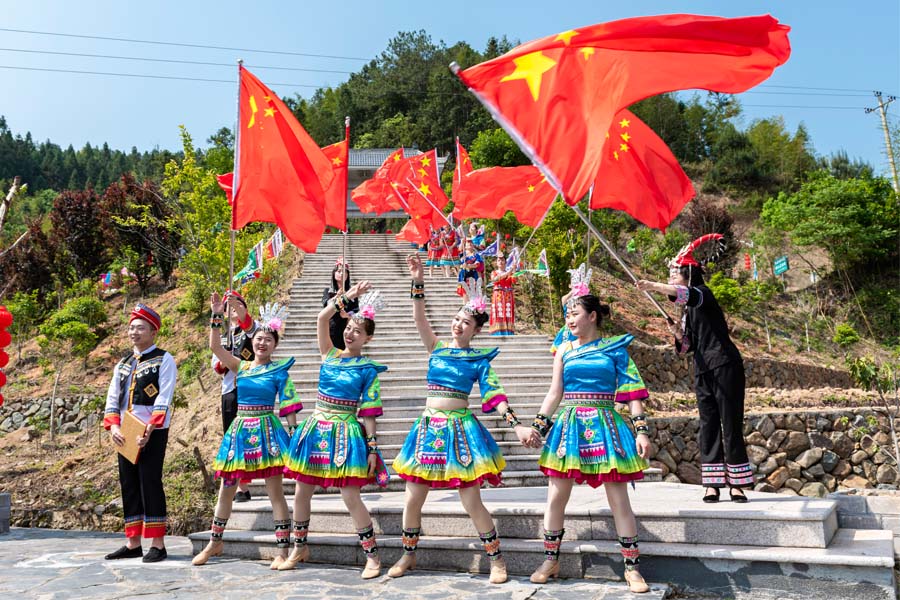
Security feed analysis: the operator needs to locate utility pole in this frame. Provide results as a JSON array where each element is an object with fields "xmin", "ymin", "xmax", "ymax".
[{"xmin": 865, "ymin": 91, "xmax": 899, "ymax": 193}]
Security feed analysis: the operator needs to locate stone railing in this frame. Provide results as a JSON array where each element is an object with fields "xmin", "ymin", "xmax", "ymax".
[
  {"xmin": 0, "ymin": 395, "xmax": 103, "ymax": 434},
  {"xmin": 629, "ymin": 342, "xmax": 852, "ymax": 391},
  {"xmin": 647, "ymin": 407, "xmax": 896, "ymax": 497}
]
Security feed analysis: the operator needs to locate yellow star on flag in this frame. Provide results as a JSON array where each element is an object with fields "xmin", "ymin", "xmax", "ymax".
[
  {"xmin": 528, "ymin": 184, "xmax": 536, "ymax": 192},
  {"xmin": 393, "ymin": 153, "xmax": 401, "ymax": 161},
  {"xmin": 620, "ymin": 143, "xmax": 630, "ymax": 152},
  {"xmin": 417, "ymin": 168, "xmax": 427, "ymax": 177},
  {"xmin": 264, "ymin": 95, "xmax": 272, "ymax": 102},
  {"xmin": 580, "ymin": 47, "xmax": 595, "ymax": 61},
  {"xmin": 247, "ymin": 96, "xmax": 259, "ymax": 128},
  {"xmin": 619, "ymin": 118, "xmax": 631, "ymax": 128},
  {"xmin": 613, "ymin": 151, "xmax": 619, "ymax": 161},
  {"xmin": 500, "ymin": 51, "xmax": 557, "ymax": 102},
  {"xmin": 420, "ymin": 155, "xmax": 432, "ymax": 167},
  {"xmin": 555, "ymin": 30, "xmax": 578, "ymax": 46},
  {"xmin": 264, "ymin": 107, "xmax": 276, "ymax": 118},
  {"xmin": 418, "ymin": 183, "xmax": 431, "ymax": 197},
  {"xmin": 605, "ymin": 132, "xmax": 610, "ymax": 139},
  {"xmin": 620, "ymin": 132, "xmax": 631, "ymax": 142},
  {"xmin": 332, "ymin": 157, "xmax": 343, "ymax": 166}
]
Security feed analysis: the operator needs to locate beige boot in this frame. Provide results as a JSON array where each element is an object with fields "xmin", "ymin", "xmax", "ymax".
[
  {"xmin": 277, "ymin": 544, "xmax": 310, "ymax": 571},
  {"xmin": 624, "ymin": 569, "xmax": 650, "ymax": 593},
  {"xmin": 387, "ymin": 553, "xmax": 416, "ymax": 578},
  {"xmin": 530, "ymin": 559, "xmax": 560, "ymax": 583},
  {"xmin": 489, "ymin": 557, "xmax": 508, "ymax": 584},
  {"xmin": 191, "ymin": 540, "xmax": 223, "ymax": 566},
  {"xmin": 361, "ymin": 556, "xmax": 381, "ymax": 579}
]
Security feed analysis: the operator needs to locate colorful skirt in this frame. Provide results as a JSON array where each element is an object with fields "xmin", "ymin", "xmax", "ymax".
[
  {"xmin": 393, "ymin": 407, "xmax": 505, "ymax": 489},
  {"xmin": 212, "ymin": 406, "xmax": 291, "ymax": 480},
  {"xmin": 539, "ymin": 396, "xmax": 647, "ymax": 488},
  {"xmin": 427, "ymin": 246, "xmax": 446, "ymax": 266},
  {"xmin": 440, "ymin": 249, "xmax": 459, "ymax": 267},
  {"xmin": 490, "ymin": 287, "xmax": 515, "ymax": 336},
  {"xmin": 283, "ymin": 411, "xmax": 388, "ymax": 488}
]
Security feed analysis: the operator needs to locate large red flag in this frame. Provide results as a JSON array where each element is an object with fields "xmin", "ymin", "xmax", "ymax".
[
  {"xmin": 233, "ymin": 66, "xmax": 334, "ymax": 252},
  {"xmin": 391, "ymin": 149, "xmax": 449, "ymax": 212},
  {"xmin": 321, "ymin": 122, "xmax": 349, "ymax": 231},
  {"xmin": 452, "ymin": 138, "xmax": 473, "ymax": 202},
  {"xmin": 351, "ymin": 149, "xmax": 408, "ymax": 214},
  {"xmin": 454, "ymin": 165, "xmax": 557, "ymax": 227},
  {"xmin": 454, "ymin": 14, "xmax": 790, "ymax": 204},
  {"xmin": 592, "ymin": 109, "xmax": 694, "ymax": 231}
]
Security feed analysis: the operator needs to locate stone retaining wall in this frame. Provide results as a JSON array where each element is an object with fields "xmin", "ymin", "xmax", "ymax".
[
  {"xmin": 0, "ymin": 396, "xmax": 101, "ymax": 434},
  {"xmin": 647, "ymin": 407, "xmax": 897, "ymax": 497},
  {"xmin": 630, "ymin": 342, "xmax": 852, "ymax": 391}
]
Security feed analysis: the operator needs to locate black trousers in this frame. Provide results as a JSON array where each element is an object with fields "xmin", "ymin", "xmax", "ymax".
[
  {"xmin": 118, "ymin": 427, "xmax": 169, "ymax": 538},
  {"xmin": 695, "ymin": 362, "xmax": 753, "ymax": 488},
  {"xmin": 221, "ymin": 389, "xmax": 238, "ymax": 433}
]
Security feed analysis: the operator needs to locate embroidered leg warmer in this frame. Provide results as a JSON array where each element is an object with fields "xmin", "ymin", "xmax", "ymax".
[
  {"xmin": 357, "ymin": 523, "xmax": 378, "ymax": 558},
  {"xmin": 618, "ymin": 535, "xmax": 640, "ymax": 571},
  {"xmin": 274, "ymin": 519, "xmax": 291, "ymax": 549},
  {"xmin": 292, "ymin": 519, "xmax": 309, "ymax": 548},
  {"xmin": 542, "ymin": 528, "xmax": 565, "ymax": 561},
  {"xmin": 479, "ymin": 528, "xmax": 503, "ymax": 561}
]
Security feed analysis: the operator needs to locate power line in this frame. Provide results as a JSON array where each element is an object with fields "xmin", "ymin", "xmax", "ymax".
[
  {"xmin": 0, "ymin": 27, "xmax": 370, "ymax": 62},
  {"xmin": 756, "ymin": 84, "xmax": 886, "ymax": 94},
  {"xmin": 0, "ymin": 47, "xmax": 355, "ymax": 74},
  {"xmin": 741, "ymin": 90, "xmax": 872, "ymax": 98},
  {"xmin": 742, "ymin": 104, "xmax": 866, "ymax": 110}
]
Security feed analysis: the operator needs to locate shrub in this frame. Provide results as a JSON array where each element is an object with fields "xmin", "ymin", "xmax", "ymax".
[
  {"xmin": 833, "ymin": 323, "xmax": 861, "ymax": 347},
  {"xmin": 706, "ymin": 272, "xmax": 742, "ymax": 313}
]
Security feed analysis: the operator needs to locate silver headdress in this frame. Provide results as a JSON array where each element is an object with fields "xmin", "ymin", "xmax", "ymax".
[
  {"xmin": 355, "ymin": 290, "xmax": 386, "ymax": 322},
  {"xmin": 258, "ymin": 302, "xmax": 289, "ymax": 333},
  {"xmin": 462, "ymin": 278, "xmax": 488, "ymax": 314},
  {"xmin": 566, "ymin": 262, "xmax": 592, "ymax": 307}
]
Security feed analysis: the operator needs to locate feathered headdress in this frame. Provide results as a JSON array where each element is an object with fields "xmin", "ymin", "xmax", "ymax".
[
  {"xmin": 258, "ymin": 302, "xmax": 288, "ymax": 333},
  {"xmin": 334, "ymin": 256, "xmax": 349, "ymax": 268},
  {"xmin": 354, "ymin": 290, "xmax": 386, "ymax": 322},
  {"xmin": 567, "ymin": 262, "xmax": 593, "ymax": 302},
  {"xmin": 670, "ymin": 233, "xmax": 725, "ymax": 268},
  {"xmin": 462, "ymin": 278, "xmax": 488, "ymax": 315}
]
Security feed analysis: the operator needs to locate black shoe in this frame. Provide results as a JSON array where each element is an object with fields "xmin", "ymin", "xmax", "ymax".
[
  {"xmin": 235, "ymin": 490, "xmax": 251, "ymax": 503},
  {"xmin": 105, "ymin": 545, "xmax": 143, "ymax": 560},
  {"xmin": 702, "ymin": 488, "xmax": 720, "ymax": 503},
  {"xmin": 142, "ymin": 547, "xmax": 168, "ymax": 563},
  {"xmin": 729, "ymin": 488, "xmax": 749, "ymax": 504}
]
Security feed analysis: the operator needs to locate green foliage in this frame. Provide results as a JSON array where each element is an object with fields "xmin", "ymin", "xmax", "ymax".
[
  {"xmin": 469, "ymin": 128, "xmax": 528, "ymax": 168},
  {"xmin": 847, "ymin": 356, "xmax": 898, "ymax": 396},
  {"xmin": 5, "ymin": 290, "xmax": 45, "ymax": 358},
  {"xmin": 37, "ymin": 293, "xmax": 106, "ymax": 368},
  {"xmin": 706, "ymin": 272, "xmax": 742, "ymax": 313},
  {"xmin": 629, "ymin": 228, "xmax": 689, "ymax": 280},
  {"xmin": 761, "ymin": 171, "xmax": 899, "ymax": 272},
  {"xmin": 746, "ymin": 117, "xmax": 816, "ymax": 194},
  {"xmin": 355, "ymin": 113, "xmax": 419, "ymax": 149},
  {"xmin": 833, "ymin": 323, "xmax": 861, "ymax": 347}
]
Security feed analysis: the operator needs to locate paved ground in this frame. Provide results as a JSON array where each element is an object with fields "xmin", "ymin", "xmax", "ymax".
[{"xmin": 0, "ymin": 528, "xmax": 669, "ymax": 599}]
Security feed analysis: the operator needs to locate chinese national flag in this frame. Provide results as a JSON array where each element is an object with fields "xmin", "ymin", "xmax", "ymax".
[
  {"xmin": 454, "ymin": 165, "xmax": 557, "ymax": 227},
  {"xmin": 455, "ymin": 14, "xmax": 790, "ymax": 204},
  {"xmin": 395, "ymin": 191, "xmax": 444, "ymax": 244},
  {"xmin": 216, "ymin": 172, "xmax": 234, "ymax": 202},
  {"xmin": 452, "ymin": 138, "xmax": 473, "ymax": 201},
  {"xmin": 233, "ymin": 66, "xmax": 334, "ymax": 252},
  {"xmin": 322, "ymin": 135, "xmax": 349, "ymax": 231},
  {"xmin": 351, "ymin": 148, "xmax": 408, "ymax": 214},
  {"xmin": 392, "ymin": 149, "xmax": 449, "ymax": 212},
  {"xmin": 592, "ymin": 109, "xmax": 694, "ymax": 231}
]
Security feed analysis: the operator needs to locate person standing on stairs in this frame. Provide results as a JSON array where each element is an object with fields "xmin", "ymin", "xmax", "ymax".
[
  {"xmin": 193, "ymin": 296, "xmax": 302, "ymax": 569},
  {"xmin": 526, "ymin": 264, "xmax": 652, "ymax": 594},
  {"xmin": 489, "ymin": 253, "xmax": 517, "ymax": 337},
  {"xmin": 636, "ymin": 234, "xmax": 751, "ymax": 504},
  {"xmin": 389, "ymin": 254, "xmax": 540, "ymax": 585},
  {"xmin": 281, "ymin": 281, "xmax": 390, "ymax": 579},
  {"xmin": 426, "ymin": 225, "xmax": 445, "ymax": 278},
  {"xmin": 210, "ymin": 290, "xmax": 258, "ymax": 503},
  {"xmin": 322, "ymin": 258, "xmax": 358, "ymax": 350},
  {"xmin": 441, "ymin": 225, "xmax": 461, "ymax": 277}
]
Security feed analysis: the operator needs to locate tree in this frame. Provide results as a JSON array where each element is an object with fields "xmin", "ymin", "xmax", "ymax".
[
  {"xmin": 746, "ymin": 117, "xmax": 816, "ymax": 193},
  {"xmin": 5, "ymin": 290, "xmax": 44, "ymax": 360},
  {"xmin": 761, "ymin": 171, "xmax": 898, "ymax": 272},
  {"xmin": 50, "ymin": 189, "xmax": 109, "ymax": 281},
  {"xmin": 468, "ymin": 128, "xmax": 528, "ymax": 168},
  {"xmin": 0, "ymin": 219, "xmax": 62, "ymax": 299}
]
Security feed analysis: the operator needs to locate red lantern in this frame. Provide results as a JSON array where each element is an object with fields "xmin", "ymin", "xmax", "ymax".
[
  {"xmin": 370, "ymin": 229, "xmax": 376, "ymax": 234},
  {"xmin": 0, "ymin": 370, "xmax": 6, "ymax": 388},
  {"xmin": 354, "ymin": 230, "xmax": 361, "ymax": 234},
  {"xmin": 505, "ymin": 234, "xmax": 511, "ymax": 240},
  {"xmin": 744, "ymin": 253, "xmax": 752, "ymax": 270},
  {"xmin": 386, "ymin": 229, "xmax": 393, "ymax": 234},
  {"xmin": 0, "ymin": 392, "xmax": 4, "ymax": 407},
  {"xmin": 0, "ymin": 350, "xmax": 7, "ymax": 368},
  {"xmin": 325, "ymin": 228, "xmax": 332, "ymax": 234},
  {"xmin": 0, "ymin": 331, "xmax": 10, "ymax": 348},
  {"xmin": 0, "ymin": 309, "xmax": 11, "ymax": 328}
]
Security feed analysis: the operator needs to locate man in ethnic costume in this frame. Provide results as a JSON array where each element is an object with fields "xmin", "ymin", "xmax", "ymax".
[{"xmin": 103, "ymin": 304, "xmax": 178, "ymax": 562}]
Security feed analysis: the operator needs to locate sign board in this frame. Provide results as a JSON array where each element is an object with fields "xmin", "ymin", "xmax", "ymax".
[{"xmin": 773, "ymin": 255, "xmax": 790, "ymax": 276}]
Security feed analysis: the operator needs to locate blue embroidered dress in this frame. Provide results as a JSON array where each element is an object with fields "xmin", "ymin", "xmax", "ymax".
[
  {"xmin": 212, "ymin": 358, "xmax": 300, "ymax": 481},
  {"xmin": 539, "ymin": 335, "xmax": 649, "ymax": 487},
  {"xmin": 392, "ymin": 342, "xmax": 507, "ymax": 488},
  {"xmin": 283, "ymin": 348, "xmax": 389, "ymax": 488}
]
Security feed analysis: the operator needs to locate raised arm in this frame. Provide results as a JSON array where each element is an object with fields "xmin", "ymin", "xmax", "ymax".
[
  {"xmin": 407, "ymin": 254, "xmax": 438, "ymax": 352},
  {"xmin": 210, "ymin": 292, "xmax": 240, "ymax": 373},
  {"xmin": 317, "ymin": 280, "xmax": 371, "ymax": 356},
  {"xmin": 636, "ymin": 279, "xmax": 679, "ymax": 297}
]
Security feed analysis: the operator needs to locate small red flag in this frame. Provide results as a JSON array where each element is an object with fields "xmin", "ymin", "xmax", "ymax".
[
  {"xmin": 454, "ymin": 165, "xmax": 557, "ymax": 227},
  {"xmin": 452, "ymin": 138, "xmax": 473, "ymax": 202},
  {"xmin": 455, "ymin": 14, "xmax": 790, "ymax": 204},
  {"xmin": 591, "ymin": 108, "xmax": 694, "ymax": 231},
  {"xmin": 216, "ymin": 172, "xmax": 234, "ymax": 202},
  {"xmin": 391, "ymin": 149, "xmax": 449, "ymax": 212},
  {"xmin": 233, "ymin": 66, "xmax": 334, "ymax": 252},
  {"xmin": 322, "ymin": 134, "xmax": 349, "ymax": 231}
]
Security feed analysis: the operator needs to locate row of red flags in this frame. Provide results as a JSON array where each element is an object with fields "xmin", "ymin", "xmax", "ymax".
[{"xmin": 220, "ymin": 13, "xmax": 789, "ymax": 251}]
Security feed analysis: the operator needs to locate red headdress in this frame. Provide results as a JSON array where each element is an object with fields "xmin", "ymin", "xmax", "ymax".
[
  {"xmin": 130, "ymin": 303, "xmax": 161, "ymax": 330},
  {"xmin": 670, "ymin": 234, "xmax": 725, "ymax": 268}
]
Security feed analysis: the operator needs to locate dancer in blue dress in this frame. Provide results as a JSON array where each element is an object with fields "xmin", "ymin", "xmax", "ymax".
[
  {"xmin": 388, "ymin": 254, "xmax": 539, "ymax": 585},
  {"xmin": 527, "ymin": 264, "xmax": 651, "ymax": 593},
  {"xmin": 280, "ymin": 281, "xmax": 389, "ymax": 578},
  {"xmin": 194, "ymin": 296, "xmax": 302, "ymax": 569}
]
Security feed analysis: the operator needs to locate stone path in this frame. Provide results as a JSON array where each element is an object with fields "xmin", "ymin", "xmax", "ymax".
[{"xmin": 0, "ymin": 528, "xmax": 669, "ymax": 599}]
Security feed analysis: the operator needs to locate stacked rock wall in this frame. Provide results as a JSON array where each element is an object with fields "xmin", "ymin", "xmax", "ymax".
[{"xmin": 0, "ymin": 396, "xmax": 101, "ymax": 434}]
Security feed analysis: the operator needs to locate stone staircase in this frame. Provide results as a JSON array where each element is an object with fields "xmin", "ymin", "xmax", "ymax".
[{"xmin": 190, "ymin": 234, "xmax": 896, "ymax": 599}]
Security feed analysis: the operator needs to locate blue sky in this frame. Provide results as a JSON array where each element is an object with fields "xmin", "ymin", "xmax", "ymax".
[{"xmin": 3, "ymin": 1, "xmax": 898, "ymax": 175}]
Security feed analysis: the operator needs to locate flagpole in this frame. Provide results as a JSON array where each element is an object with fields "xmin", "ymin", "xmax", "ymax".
[
  {"xmin": 570, "ymin": 205, "xmax": 673, "ymax": 323},
  {"xmin": 341, "ymin": 116, "xmax": 350, "ymax": 272},
  {"xmin": 229, "ymin": 59, "xmax": 243, "ymax": 348},
  {"xmin": 547, "ymin": 276, "xmax": 555, "ymax": 326},
  {"xmin": 404, "ymin": 176, "xmax": 453, "ymax": 227}
]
